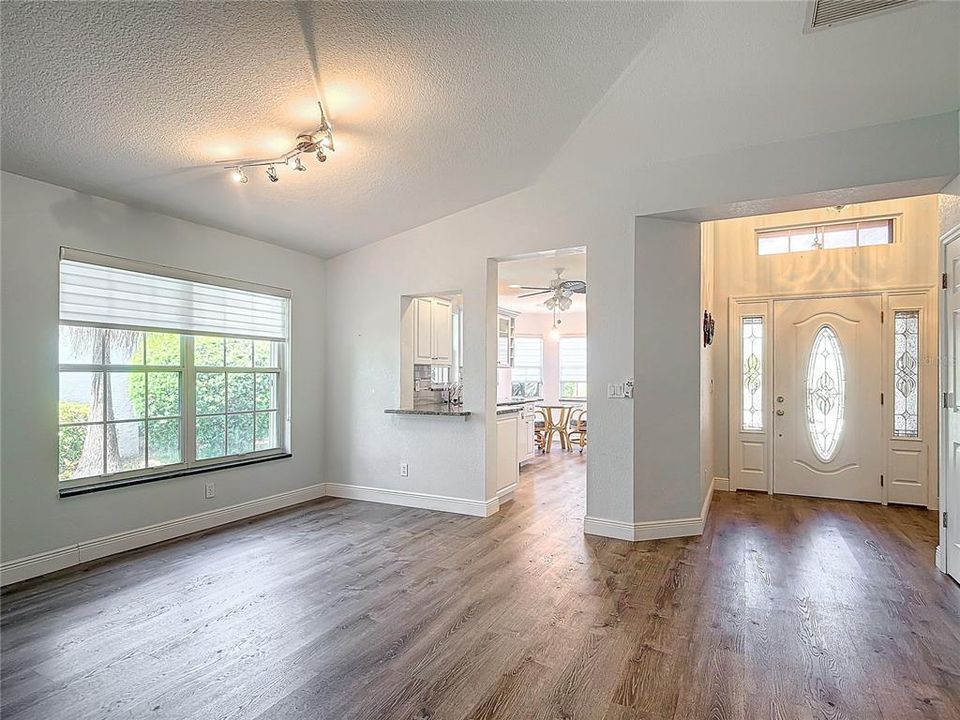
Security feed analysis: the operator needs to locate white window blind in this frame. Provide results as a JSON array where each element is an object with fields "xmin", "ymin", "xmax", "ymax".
[
  {"xmin": 559, "ymin": 336, "xmax": 587, "ymax": 398},
  {"xmin": 59, "ymin": 249, "xmax": 290, "ymax": 341},
  {"xmin": 513, "ymin": 336, "xmax": 543, "ymax": 384}
]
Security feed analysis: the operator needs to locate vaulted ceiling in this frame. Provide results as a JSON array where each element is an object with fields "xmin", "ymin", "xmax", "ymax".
[
  {"xmin": 2, "ymin": 2, "xmax": 957, "ymax": 259},
  {"xmin": 0, "ymin": 1, "xmax": 667, "ymax": 257}
]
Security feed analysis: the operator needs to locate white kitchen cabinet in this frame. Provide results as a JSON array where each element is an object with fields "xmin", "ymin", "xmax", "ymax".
[
  {"xmin": 432, "ymin": 298, "xmax": 452, "ymax": 363},
  {"xmin": 496, "ymin": 414, "xmax": 519, "ymax": 494},
  {"xmin": 518, "ymin": 407, "xmax": 537, "ymax": 463},
  {"xmin": 414, "ymin": 297, "xmax": 452, "ymax": 365},
  {"xmin": 496, "ymin": 310, "xmax": 516, "ymax": 368}
]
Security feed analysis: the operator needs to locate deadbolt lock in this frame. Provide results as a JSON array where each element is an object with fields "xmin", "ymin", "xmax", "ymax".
[
  {"xmin": 776, "ymin": 409, "xmax": 785, "ymax": 416},
  {"xmin": 776, "ymin": 395, "xmax": 784, "ymax": 403}
]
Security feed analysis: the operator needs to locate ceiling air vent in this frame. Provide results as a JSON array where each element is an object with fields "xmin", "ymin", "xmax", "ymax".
[{"xmin": 806, "ymin": 0, "xmax": 919, "ymax": 31}]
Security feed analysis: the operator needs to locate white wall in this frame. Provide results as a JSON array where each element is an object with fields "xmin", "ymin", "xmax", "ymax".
[
  {"xmin": 709, "ymin": 195, "xmax": 941, "ymax": 482},
  {"xmin": 634, "ymin": 218, "xmax": 704, "ymax": 523},
  {"xmin": 322, "ymin": 109, "xmax": 957, "ymax": 534},
  {"xmin": 513, "ymin": 312, "xmax": 586, "ymax": 405},
  {"xmin": 0, "ymin": 172, "xmax": 327, "ymax": 563}
]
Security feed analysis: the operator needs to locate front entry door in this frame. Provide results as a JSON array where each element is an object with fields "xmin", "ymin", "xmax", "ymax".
[{"xmin": 773, "ymin": 296, "xmax": 882, "ymax": 502}]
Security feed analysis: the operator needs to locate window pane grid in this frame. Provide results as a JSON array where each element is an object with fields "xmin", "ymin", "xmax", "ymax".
[{"xmin": 59, "ymin": 328, "xmax": 284, "ymax": 484}]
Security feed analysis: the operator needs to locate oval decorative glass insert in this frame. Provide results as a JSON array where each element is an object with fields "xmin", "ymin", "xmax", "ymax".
[{"xmin": 806, "ymin": 325, "xmax": 845, "ymax": 461}]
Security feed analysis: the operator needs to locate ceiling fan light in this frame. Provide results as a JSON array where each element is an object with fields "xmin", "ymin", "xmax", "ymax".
[{"xmin": 545, "ymin": 297, "xmax": 557, "ymax": 310}]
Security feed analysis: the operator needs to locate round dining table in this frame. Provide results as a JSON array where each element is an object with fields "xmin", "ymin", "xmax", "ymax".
[{"xmin": 538, "ymin": 403, "xmax": 583, "ymax": 452}]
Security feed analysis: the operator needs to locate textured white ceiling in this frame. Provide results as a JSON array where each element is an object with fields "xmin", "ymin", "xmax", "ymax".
[
  {"xmin": 498, "ymin": 250, "xmax": 586, "ymax": 315},
  {"xmin": 0, "ymin": 1, "xmax": 667, "ymax": 257}
]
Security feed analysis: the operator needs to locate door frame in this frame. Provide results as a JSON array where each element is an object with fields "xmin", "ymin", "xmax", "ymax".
[
  {"xmin": 728, "ymin": 285, "xmax": 938, "ymax": 506},
  {"xmin": 940, "ymin": 223, "xmax": 960, "ymax": 574}
]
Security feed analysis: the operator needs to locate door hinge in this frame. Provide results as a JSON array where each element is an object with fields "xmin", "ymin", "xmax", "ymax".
[
  {"xmin": 943, "ymin": 272, "xmax": 949, "ymax": 290},
  {"xmin": 880, "ymin": 474, "xmax": 884, "ymax": 487},
  {"xmin": 880, "ymin": 310, "xmax": 884, "ymax": 323},
  {"xmin": 944, "ymin": 511, "xmax": 949, "ymax": 529},
  {"xmin": 880, "ymin": 392, "xmax": 884, "ymax": 406}
]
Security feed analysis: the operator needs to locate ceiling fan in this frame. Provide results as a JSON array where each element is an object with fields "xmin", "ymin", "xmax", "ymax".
[{"xmin": 516, "ymin": 268, "xmax": 586, "ymax": 311}]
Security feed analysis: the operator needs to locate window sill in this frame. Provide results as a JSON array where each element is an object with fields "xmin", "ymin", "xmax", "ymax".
[{"xmin": 58, "ymin": 452, "xmax": 293, "ymax": 498}]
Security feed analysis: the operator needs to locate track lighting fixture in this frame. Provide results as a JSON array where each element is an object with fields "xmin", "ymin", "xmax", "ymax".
[{"xmin": 224, "ymin": 101, "xmax": 335, "ymax": 185}]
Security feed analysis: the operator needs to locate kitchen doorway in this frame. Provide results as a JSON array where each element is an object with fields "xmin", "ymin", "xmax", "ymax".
[{"xmin": 494, "ymin": 248, "xmax": 587, "ymax": 512}]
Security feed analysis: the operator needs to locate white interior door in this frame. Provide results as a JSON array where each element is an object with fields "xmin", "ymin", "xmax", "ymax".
[
  {"xmin": 942, "ymin": 235, "xmax": 960, "ymax": 581},
  {"xmin": 773, "ymin": 296, "xmax": 883, "ymax": 502}
]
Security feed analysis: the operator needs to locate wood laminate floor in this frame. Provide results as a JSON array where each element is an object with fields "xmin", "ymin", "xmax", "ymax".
[{"xmin": 2, "ymin": 452, "xmax": 959, "ymax": 719}]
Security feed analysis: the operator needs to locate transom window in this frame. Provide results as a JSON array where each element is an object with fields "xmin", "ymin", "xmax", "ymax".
[
  {"xmin": 757, "ymin": 218, "xmax": 893, "ymax": 256},
  {"xmin": 58, "ymin": 249, "xmax": 289, "ymax": 489}
]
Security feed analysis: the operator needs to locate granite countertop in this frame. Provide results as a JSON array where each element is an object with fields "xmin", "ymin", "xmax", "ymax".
[
  {"xmin": 385, "ymin": 403, "xmax": 471, "ymax": 418},
  {"xmin": 496, "ymin": 397, "xmax": 543, "ymax": 407},
  {"xmin": 496, "ymin": 397, "xmax": 542, "ymax": 416}
]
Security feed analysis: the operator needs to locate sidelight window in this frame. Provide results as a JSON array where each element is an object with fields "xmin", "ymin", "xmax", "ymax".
[
  {"xmin": 741, "ymin": 317, "xmax": 764, "ymax": 431},
  {"xmin": 893, "ymin": 310, "xmax": 920, "ymax": 438}
]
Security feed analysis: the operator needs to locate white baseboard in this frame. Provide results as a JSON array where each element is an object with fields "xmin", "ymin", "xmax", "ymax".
[
  {"xmin": 0, "ymin": 546, "xmax": 80, "ymax": 586},
  {"xmin": 936, "ymin": 545, "xmax": 946, "ymax": 573},
  {"xmin": 581, "ymin": 516, "xmax": 634, "ymax": 540},
  {"xmin": 583, "ymin": 477, "xmax": 716, "ymax": 542},
  {"xmin": 325, "ymin": 483, "xmax": 499, "ymax": 517},
  {"xmin": 713, "ymin": 476, "xmax": 731, "ymax": 491},
  {"xmin": 1, "ymin": 483, "xmax": 326, "ymax": 587}
]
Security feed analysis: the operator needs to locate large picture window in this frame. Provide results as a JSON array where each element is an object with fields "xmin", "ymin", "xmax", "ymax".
[
  {"xmin": 58, "ymin": 249, "xmax": 289, "ymax": 489},
  {"xmin": 559, "ymin": 336, "xmax": 587, "ymax": 399}
]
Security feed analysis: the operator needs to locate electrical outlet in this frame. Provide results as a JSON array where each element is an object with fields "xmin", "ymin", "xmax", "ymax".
[
  {"xmin": 204, "ymin": 481, "xmax": 216, "ymax": 499},
  {"xmin": 400, "ymin": 463, "xmax": 409, "ymax": 477}
]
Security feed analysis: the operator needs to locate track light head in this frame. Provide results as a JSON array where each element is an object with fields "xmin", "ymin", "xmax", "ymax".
[{"xmin": 223, "ymin": 102, "xmax": 333, "ymax": 187}]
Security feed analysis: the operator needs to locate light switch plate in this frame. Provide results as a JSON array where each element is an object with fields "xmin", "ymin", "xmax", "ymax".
[{"xmin": 400, "ymin": 463, "xmax": 409, "ymax": 477}]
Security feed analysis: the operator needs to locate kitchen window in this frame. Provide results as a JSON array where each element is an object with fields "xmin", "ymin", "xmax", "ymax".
[
  {"xmin": 513, "ymin": 336, "xmax": 543, "ymax": 385},
  {"xmin": 559, "ymin": 336, "xmax": 587, "ymax": 399},
  {"xmin": 58, "ymin": 249, "xmax": 290, "ymax": 492}
]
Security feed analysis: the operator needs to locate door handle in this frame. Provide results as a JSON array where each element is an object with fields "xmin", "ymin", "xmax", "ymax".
[
  {"xmin": 776, "ymin": 409, "xmax": 785, "ymax": 416},
  {"xmin": 776, "ymin": 396, "xmax": 784, "ymax": 403}
]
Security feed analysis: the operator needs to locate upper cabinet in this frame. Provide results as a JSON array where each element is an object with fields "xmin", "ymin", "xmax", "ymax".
[
  {"xmin": 497, "ymin": 310, "xmax": 517, "ymax": 368},
  {"xmin": 415, "ymin": 296, "xmax": 453, "ymax": 365}
]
